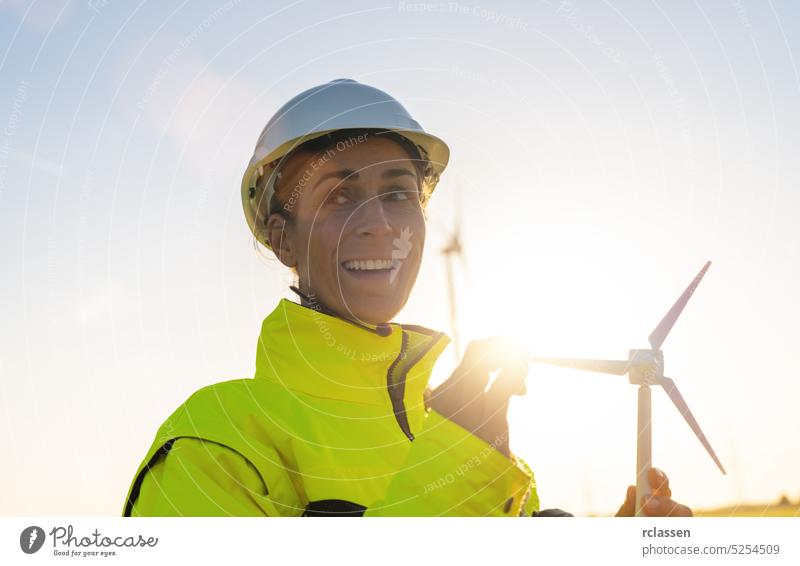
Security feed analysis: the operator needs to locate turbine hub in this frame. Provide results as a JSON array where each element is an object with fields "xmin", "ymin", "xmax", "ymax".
[{"xmin": 628, "ymin": 349, "xmax": 664, "ymax": 385}]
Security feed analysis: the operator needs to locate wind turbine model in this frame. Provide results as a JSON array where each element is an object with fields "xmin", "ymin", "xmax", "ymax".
[{"xmin": 530, "ymin": 261, "xmax": 725, "ymax": 516}]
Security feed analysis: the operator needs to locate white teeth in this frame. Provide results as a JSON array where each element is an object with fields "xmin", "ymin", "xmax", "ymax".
[{"xmin": 343, "ymin": 259, "xmax": 394, "ymax": 271}]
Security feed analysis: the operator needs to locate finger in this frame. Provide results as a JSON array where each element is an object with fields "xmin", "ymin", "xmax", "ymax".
[
  {"xmin": 448, "ymin": 341, "xmax": 496, "ymax": 394},
  {"xmin": 461, "ymin": 336, "xmax": 526, "ymax": 375},
  {"xmin": 495, "ymin": 358, "xmax": 529, "ymax": 397},
  {"xmin": 641, "ymin": 496, "xmax": 693, "ymax": 517},
  {"xmin": 483, "ymin": 380, "xmax": 511, "ymax": 422},
  {"xmin": 445, "ymin": 337, "xmax": 527, "ymax": 404},
  {"xmin": 429, "ymin": 376, "xmax": 485, "ymax": 422},
  {"xmin": 437, "ymin": 367, "xmax": 489, "ymax": 402},
  {"xmin": 648, "ymin": 467, "xmax": 672, "ymax": 498},
  {"xmin": 459, "ymin": 337, "xmax": 501, "ymax": 374},
  {"xmin": 478, "ymin": 376, "xmax": 514, "ymax": 453},
  {"xmin": 615, "ymin": 485, "xmax": 636, "ymax": 517},
  {"xmin": 485, "ymin": 361, "xmax": 526, "ymax": 409}
]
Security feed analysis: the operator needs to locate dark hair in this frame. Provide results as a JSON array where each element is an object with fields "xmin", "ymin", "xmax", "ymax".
[{"xmin": 262, "ymin": 128, "xmax": 435, "ymax": 226}]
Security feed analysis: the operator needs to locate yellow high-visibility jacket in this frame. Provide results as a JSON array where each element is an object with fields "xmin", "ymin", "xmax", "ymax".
[{"xmin": 122, "ymin": 298, "xmax": 540, "ymax": 516}]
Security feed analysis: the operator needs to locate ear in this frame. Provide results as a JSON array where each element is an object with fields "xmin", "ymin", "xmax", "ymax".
[{"xmin": 265, "ymin": 213, "xmax": 297, "ymax": 269}]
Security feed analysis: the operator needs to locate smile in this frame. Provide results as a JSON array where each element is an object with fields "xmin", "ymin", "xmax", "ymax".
[{"xmin": 342, "ymin": 259, "xmax": 396, "ymax": 271}]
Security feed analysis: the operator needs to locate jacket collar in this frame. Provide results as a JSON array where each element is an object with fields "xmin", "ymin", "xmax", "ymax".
[{"xmin": 254, "ymin": 298, "xmax": 451, "ymax": 407}]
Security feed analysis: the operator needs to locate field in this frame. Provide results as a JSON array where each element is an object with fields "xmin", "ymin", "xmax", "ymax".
[{"xmin": 695, "ymin": 503, "xmax": 800, "ymax": 517}]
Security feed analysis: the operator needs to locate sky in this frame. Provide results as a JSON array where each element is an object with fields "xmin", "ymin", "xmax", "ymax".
[{"xmin": 0, "ymin": 0, "xmax": 798, "ymax": 517}]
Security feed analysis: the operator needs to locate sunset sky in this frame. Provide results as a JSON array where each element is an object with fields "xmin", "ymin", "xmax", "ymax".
[{"xmin": 1, "ymin": 0, "xmax": 798, "ymax": 516}]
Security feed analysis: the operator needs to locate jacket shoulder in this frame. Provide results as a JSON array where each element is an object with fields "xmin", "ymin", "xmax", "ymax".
[{"xmin": 123, "ymin": 378, "xmax": 300, "ymax": 516}]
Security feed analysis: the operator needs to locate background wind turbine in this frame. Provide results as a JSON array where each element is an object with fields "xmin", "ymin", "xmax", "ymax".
[
  {"xmin": 439, "ymin": 187, "xmax": 468, "ymax": 363},
  {"xmin": 530, "ymin": 261, "xmax": 725, "ymax": 516}
]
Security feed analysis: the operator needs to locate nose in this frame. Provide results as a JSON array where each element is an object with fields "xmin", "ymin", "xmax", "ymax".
[{"xmin": 353, "ymin": 195, "xmax": 392, "ymax": 237}]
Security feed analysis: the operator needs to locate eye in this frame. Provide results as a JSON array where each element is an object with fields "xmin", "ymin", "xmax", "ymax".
[
  {"xmin": 327, "ymin": 188, "xmax": 352, "ymax": 205},
  {"xmin": 384, "ymin": 187, "xmax": 412, "ymax": 201}
]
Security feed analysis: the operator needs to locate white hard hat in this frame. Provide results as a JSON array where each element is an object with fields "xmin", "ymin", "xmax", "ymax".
[{"xmin": 241, "ymin": 78, "xmax": 450, "ymax": 248}]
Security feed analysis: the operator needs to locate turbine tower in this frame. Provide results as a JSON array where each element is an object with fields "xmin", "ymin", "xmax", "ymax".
[{"xmin": 440, "ymin": 187, "xmax": 466, "ymax": 362}]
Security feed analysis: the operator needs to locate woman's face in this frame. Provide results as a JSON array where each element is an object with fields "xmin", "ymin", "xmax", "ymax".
[{"xmin": 271, "ymin": 134, "xmax": 427, "ymax": 325}]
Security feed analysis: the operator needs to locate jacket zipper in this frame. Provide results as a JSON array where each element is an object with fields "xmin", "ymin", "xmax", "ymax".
[{"xmin": 386, "ymin": 330, "xmax": 444, "ymax": 441}]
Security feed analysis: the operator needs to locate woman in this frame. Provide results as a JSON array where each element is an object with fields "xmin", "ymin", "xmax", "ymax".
[{"xmin": 122, "ymin": 79, "xmax": 691, "ymax": 517}]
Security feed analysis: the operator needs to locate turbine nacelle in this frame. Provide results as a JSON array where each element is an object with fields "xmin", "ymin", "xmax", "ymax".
[{"xmin": 627, "ymin": 349, "xmax": 664, "ymax": 386}]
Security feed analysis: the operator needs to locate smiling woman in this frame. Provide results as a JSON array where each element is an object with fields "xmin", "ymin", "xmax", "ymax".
[
  {"xmin": 260, "ymin": 129, "xmax": 431, "ymax": 325},
  {"xmin": 122, "ymin": 78, "xmax": 689, "ymax": 518}
]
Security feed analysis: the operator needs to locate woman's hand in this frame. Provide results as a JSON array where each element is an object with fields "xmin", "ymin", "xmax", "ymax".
[
  {"xmin": 615, "ymin": 468, "xmax": 693, "ymax": 516},
  {"xmin": 428, "ymin": 337, "xmax": 529, "ymax": 459}
]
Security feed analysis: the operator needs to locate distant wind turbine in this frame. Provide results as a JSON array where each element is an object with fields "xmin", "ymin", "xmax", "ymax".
[{"xmin": 440, "ymin": 187, "xmax": 467, "ymax": 363}]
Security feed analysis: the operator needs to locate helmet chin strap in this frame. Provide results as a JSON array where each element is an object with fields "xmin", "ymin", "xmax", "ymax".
[{"xmin": 288, "ymin": 285, "xmax": 393, "ymax": 337}]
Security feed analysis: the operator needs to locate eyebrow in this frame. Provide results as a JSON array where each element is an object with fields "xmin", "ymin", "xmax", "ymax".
[{"xmin": 314, "ymin": 167, "xmax": 416, "ymax": 188}]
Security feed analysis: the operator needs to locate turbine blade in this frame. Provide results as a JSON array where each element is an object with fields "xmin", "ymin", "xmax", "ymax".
[
  {"xmin": 529, "ymin": 357, "xmax": 630, "ymax": 375},
  {"xmin": 658, "ymin": 376, "xmax": 726, "ymax": 475},
  {"xmin": 649, "ymin": 261, "xmax": 711, "ymax": 349}
]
